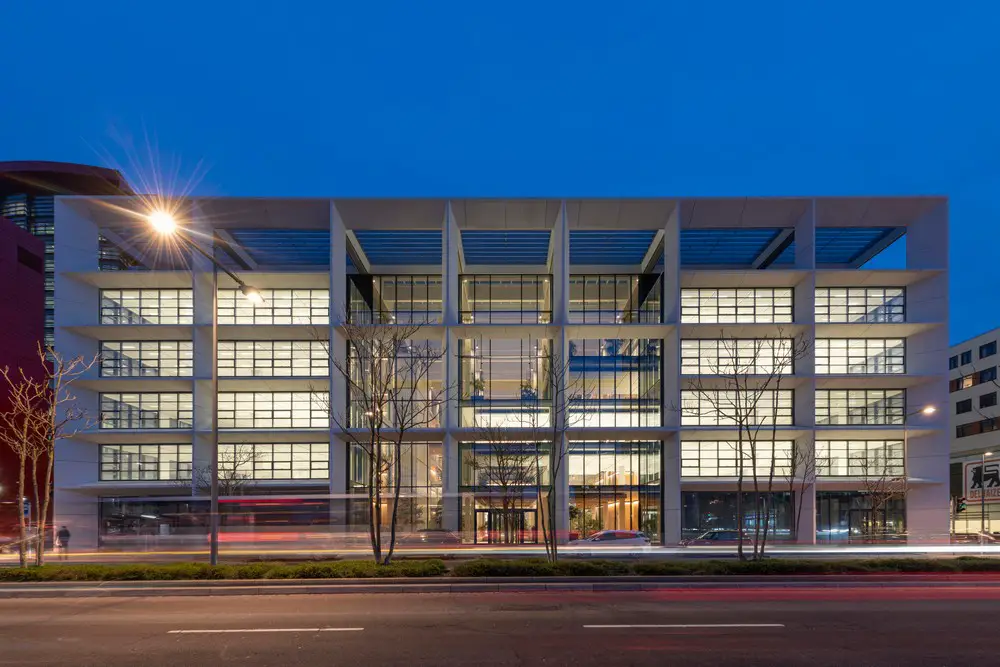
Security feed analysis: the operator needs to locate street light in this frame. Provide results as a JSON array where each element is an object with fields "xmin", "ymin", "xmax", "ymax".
[{"xmin": 146, "ymin": 210, "xmax": 262, "ymax": 565}]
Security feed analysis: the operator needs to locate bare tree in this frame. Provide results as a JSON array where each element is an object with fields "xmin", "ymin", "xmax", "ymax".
[
  {"xmin": 0, "ymin": 372, "xmax": 46, "ymax": 566},
  {"xmin": 854, "ymin": 444, "xmax": 907, "ymax": 541},
  {"xmin": 325, "ymin": 318, "xmax": 448, "ymax": 565},
  {"xmin": 466, "ymin": 423, "xmax": 540, "ymax": 544},
  {"xmin": 680, "ymin": 330, "xmax": 810, "ymax": 560},
  {"xmin": 0, "ymin": 344, "xmax": 96, "ymax": 566},
  {"xmin": 530, "ymin": 343, "xmax": 581, "ymax": 563}
]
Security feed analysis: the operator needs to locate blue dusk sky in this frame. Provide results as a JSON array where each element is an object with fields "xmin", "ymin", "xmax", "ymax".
[{"xmin": 1, "ymin": 1, "xmax": 997, "ymax": 344}]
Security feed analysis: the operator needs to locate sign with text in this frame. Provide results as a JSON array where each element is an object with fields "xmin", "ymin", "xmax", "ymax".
[{"xmin": 964, "ymin": 459, "xmax": 1000, "ymax": 502}]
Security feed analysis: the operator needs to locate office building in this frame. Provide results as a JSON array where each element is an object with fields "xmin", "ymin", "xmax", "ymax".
[
  {"xmin": 0, "ymin": 161, "xmax": 133, "ymax": 346},
  {"xmin": 0, "ymin": 215, "xmax": 46, "ymax": 538},
  {"xmin": 50, "ymin": 197, "xmax": 950, "ymax": 548},
  {"xmin": 949, "ymin": 327, "xmax": 1000, "ymax": 533}
]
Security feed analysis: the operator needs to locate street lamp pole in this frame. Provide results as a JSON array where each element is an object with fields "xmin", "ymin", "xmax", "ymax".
[{"xmin": 148, "ymin": 211, "xmax": 261, "ymax": 566}]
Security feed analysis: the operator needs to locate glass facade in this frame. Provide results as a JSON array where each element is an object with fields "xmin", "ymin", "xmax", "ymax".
[
  {"xmin": 349, "ymin": 442, "xmax": 444, "ymax": 532},
  {"xmin": 460, "ymin": 274, "xmax": 551, "ymax": 323},
  {"xmin": 217, "ymin": 288, "xmax": 329, "ymax": 325},
  {"xmin": 681, "ymin": 288, "xmax": 793, "ymax": 324},
  {"xmin": 458, "ymin": 337, "xmax": 552, "ymax": 427},
  {"xmin": 100, "ymin": 289, "xmax": 193, "ymax": 325},
  {"xmin": 459, "ymin": 441, "xmax": 548, "ymax": 544},
  {"xmin": 220, "ymin": 443, "xmax": 329, "ymax": 480},
  {"xmin": 569, "ymin": 339, "xmax": 662, "ymax": 428},
  {"xmin": 217, "ymin": 340, "xmax": 328, "ymax": 377},
  {"xmin": 815, "ymin": 338, "xmax": 906, "ymax": 374},
  {"xmin": 681, "ymin": 338, "xmax": 795, "ymax": 375},
  {"xmin": 815, "ymin": 287, "xmax": 905, "ymax": 323},
  {"xmin": 815, "ymin": 440, "xmax": 905, "ymax": 477},
  {"xmin": 816, "ymin": 491, "xmax": 905, "ymax": 541},
  {"xmin": 100, "ymin": 341, "xmax": 193, "ymax": 377},
  {"xmin": 681, "ymin": 390, "xmax": 793, "ymax": 426},
  {"xmin": 568, "ymin": 441, "xmax": 661, "ymax": 542},
  {"xmin": 682, "ymin": 491, "xmax": 793, "ymax": 540},
  {"xmin": 348, "ymin": 274, "xmax": 443, "ymax": 324},
  {"xmin": 815, "ymin": 389, "xmax": 905, "ymax": 425},
  {"xmin": 347, "ymin": 340, "xmax": 443, "ymax": 428},
  {"xmin": 99, "ymin": 444, "xmax": 192, "ymax": 481},
  {"xmin": 217, "ymin": 392, "xmax": 329, "ymax": 429},
  {"xmin": 681, "ymin": 440, "xmax": 794, "ymax": 477},
  {"xmin": 569, "ymin": 274, "xmax": 663, "ymax": 324},
  {"xmin": 100, "ymin": 393, "xmax": 193, "ymax": 429}
]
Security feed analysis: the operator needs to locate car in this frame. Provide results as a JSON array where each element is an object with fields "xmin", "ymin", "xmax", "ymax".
[
  {"xmin": 680, "ymin": 529, "xmax": 754, "ymax": 546},
  {"xmin": 951, "ymin": 532, "xmax": 999, "ymax": 544},
  {"xmin": 568, "ymin": 530, "xmax": 651, "ymax": 546}
]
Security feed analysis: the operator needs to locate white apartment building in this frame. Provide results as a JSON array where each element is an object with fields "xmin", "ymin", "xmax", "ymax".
[
  {"xmin": 949, "ymin": 327, "xmax": 1000, "ymax": 533},
  {"xmin": 51, "ymin": 197, "xmax": 950, "ymax": 548}
]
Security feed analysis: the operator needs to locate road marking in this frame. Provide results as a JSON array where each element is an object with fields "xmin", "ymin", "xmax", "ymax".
[
  {"xmin": 584, "ymin": 624, "xmax": 785, "ymax": 629},
  {"xmin": 168, "ymin": 627, "xmax": 364, "ymax": 634}
]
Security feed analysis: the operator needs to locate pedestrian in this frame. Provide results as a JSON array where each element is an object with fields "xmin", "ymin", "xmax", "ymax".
[{"xmin": 56, "ymin": 526, "xmax": 71, "ymax": 560}]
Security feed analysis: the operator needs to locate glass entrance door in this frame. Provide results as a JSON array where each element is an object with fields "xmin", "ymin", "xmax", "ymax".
[{"xmin": 474, "ymin": 508, "xmax": 538, "ymax": 544}]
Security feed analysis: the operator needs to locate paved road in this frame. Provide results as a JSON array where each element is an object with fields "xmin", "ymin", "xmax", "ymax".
[{"xmin": 1, "ymin": 587, "xmax": 997, "ymax": 666}]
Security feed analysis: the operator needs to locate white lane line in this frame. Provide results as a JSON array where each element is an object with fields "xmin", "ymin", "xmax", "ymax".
[
  {"xmin": 169, "ymin": 627, "xmax": 364, "ymax": 634},
  {"xmin": 584, "ymin": 624, "xmax": 785, "ymax": 629}
]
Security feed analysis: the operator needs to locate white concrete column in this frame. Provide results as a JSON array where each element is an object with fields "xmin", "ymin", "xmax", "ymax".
[
  {"xmin": 794, "ymin": 200, "xmax": 817, "ymax": 270},
  {"xmin": 662, "ymin": 435, "xmax": 682, "ymax": 544},
  {"xmin": 329, "ymin": 204, "xmax": 348, "ymax": 503},
  {"xmin": 441, "ymin": 433, "xmax": 460, "ymax": 531},
  {"xmin": 905, "ymin": 201, "xmax": 948, "ymax": 271},
  {"xmin": 554, "ymin": 328, "xmax": 570, "ymax": 541},
  {"xmin": 443, "ymin": 203, "xmax": 460, "ymax": 326},
  {"xmin": 661, "ymin": 204, "xmax": 681, "ymax": 323},
  {"xmin": 189, "ymin": 205, "xmax": 217, "ymax": 491},
  {"xmin": 551, "ymin": 201, "xmax": 569, "ymax": 325},
  {"xmin": 52, "ymin": 200, "xmax": 104, "ymax": 549},
  {"xmin": 794, "ymin": 435, "xmax": 817, "ymax": 543}
]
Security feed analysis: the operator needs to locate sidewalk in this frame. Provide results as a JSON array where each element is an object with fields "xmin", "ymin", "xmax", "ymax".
[{"xmin": 5, "ymin": 574, "xmax": 1000, "ymax": 598}]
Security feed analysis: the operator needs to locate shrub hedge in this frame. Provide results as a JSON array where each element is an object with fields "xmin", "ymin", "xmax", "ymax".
[{"xmin": 2, "ymin": 557, "xmax": 999, "ymax": 582}]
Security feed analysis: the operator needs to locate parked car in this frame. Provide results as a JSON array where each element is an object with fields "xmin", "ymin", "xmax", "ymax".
[
  {"xmin": 680, "ymin": 529, "xmax": 754, "ymax": 546},
  {"xmin": 568, "ymin": 530, "xmax": 651, "ymax": 546},
  {"xmin": 951, "ymin": 532, "xmax": 999, "ymax": 544}
]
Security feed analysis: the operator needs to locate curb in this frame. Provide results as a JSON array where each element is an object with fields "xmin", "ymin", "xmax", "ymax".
[{"xmin": 4, "ymin": 575, "xmax": 1000, "ymax": 598}]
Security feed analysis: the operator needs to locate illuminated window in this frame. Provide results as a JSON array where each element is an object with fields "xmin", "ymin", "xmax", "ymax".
[
  {"xmin": 681, "ymin": 440, "xmax": 794, "ymax": 477},
  {"xmin": 217, "ymin": 392, "xmax": 329, "ymax": 429},
  {"xmin": 681, "ymin": 288, "xmax": 792, "ymax": 324},
  {"xmin": 815, "ymin": 339, "xmax": 905, "ymax": 374},
  {"xmin": 815, "ymin": 389, "xmax": 905, "ymax": 425},
  {"xmin": 100, "ymin": 289, "xmax": 193, "ymax": 325},
  {"xmin": 100, "ymin": 393, "xmax": 193, "ymax": 429},
  {"xmin": 681, "ymin": 390, "xmax": 793, "ymax": 426},
  {"xmin": 220, "ymin": 443, "xmax": 329, "ymax": 480},
  {"xmin": 681, "ymin": 339, "xmax": 795, "ymax": 375},
  {"xmin": 218, "ymin": 340, "xmax": 328, "ymax": 377},
  {"xmin": 815, "ymin": 288, "xmax": 904, "ymax": 323},
  {"xmin": 100, "ymin": 341, "xmax": 193, "ymax": 377},
  {"xmin": 815, "ymin": 440, "xmax": 904, "ymax": 477},
  {"xmin": 100, "ymin": 444, "xmax": 192, "ymax": 481},
  {"xmin": 570, "ymin": 275, "xmax": 663, "ymax": 324},
  {"xmin": 217, "ymin": 289, "xmax": 329, "ymax": 325}
]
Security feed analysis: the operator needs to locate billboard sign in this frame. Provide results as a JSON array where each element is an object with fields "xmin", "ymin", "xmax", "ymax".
[{"xmin": 964, "ymin": 459, "xmax": 1000, "ymax": 503}]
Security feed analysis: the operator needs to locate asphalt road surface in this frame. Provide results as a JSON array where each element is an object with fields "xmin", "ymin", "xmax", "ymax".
[{"xmin": 2, "ymin": 587, "xmax": 998, "ymax": 666}]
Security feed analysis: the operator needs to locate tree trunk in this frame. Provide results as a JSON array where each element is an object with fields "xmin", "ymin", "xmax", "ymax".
[
  {"xmin": 736, "ymin": 439, "xmax": 745, "ymax": 561},
  {"xmin": 16, "ymin": 452, "xmax": 27, "ymax": 568},
  {"xmin": 367, "ymin": 447, "xmax": 380, "ymax": 564},
  {"xmin": 383, "ymin": 444, "xmax": 404, "ymax": 565},
  {"xmin": 30, "ymin": 455, "xmax": 42, "ymax": 566},
  {"xmin": 36, "ymin": 438, "xmax": 56, "ymax": 567}
]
